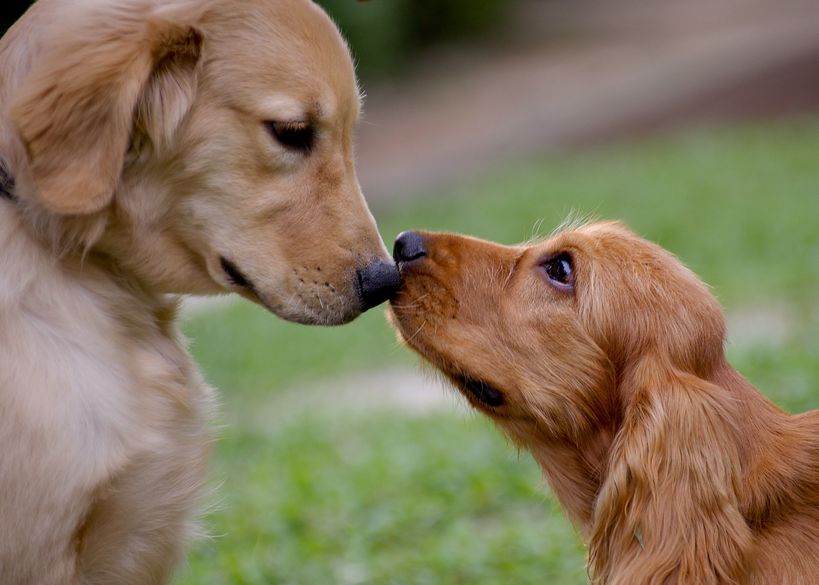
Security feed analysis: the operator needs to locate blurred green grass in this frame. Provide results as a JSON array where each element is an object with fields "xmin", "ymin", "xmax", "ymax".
[
  {"xmin": 181, "ymin": 415, "xmax": 586, "ymax": 585},
  {"xmin": 176, "ymin": 120, "xmax": 819, "ymax": 584}
]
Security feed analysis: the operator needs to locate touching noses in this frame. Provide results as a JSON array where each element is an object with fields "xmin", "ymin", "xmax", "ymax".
[{"xmin": 355, "ymin": 230, "xmax": 430, "ymax": 312}]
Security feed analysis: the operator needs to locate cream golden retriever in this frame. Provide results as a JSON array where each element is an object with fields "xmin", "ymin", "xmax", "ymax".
[
  {"xmin": 0, "ymin": 0, "xmax": 399, "ymax": 583},
  {"xmin": 390, "ymin": 223, "xmax": 819, "ymax": 584}
]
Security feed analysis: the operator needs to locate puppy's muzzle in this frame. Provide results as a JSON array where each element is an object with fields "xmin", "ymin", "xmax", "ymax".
[{"xmin": 357, "ymin": 259, "xmax": 401, "ymax": 312}]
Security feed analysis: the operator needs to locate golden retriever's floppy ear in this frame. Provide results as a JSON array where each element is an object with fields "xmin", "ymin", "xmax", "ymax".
[
  {"xmin": 134, "ymin": 20, "xmax": 203, "ymax": 154},
  {"xmin": 589, "ymin": 352, "xmax": 752, "ymax": 585},
  {"xmin": 10, "ymin": 3, "xmax": 204, "ymax": 215}
]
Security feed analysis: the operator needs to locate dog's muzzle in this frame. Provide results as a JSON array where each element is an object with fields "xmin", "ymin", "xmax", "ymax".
[{"xmin": 357, "ymin": 259, "xmax": 401, "ymax": 312}]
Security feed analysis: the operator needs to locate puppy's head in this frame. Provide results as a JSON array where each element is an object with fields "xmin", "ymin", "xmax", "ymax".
[
  {"xmin": 388, "ymin": 222, "xmax": 726, "ymax": 443},
  {"xmin": 6, "ymin": 0, "xmax": 396, "ymax": 324},
  {"xmin": 390, "ymin": 224, "xmax": 756, "ymax": 582}
]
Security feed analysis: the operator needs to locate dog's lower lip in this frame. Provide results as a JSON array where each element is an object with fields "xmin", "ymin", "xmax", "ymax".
[{"xmin": 452, "ymin": 373, "xmax": 505, "ymax": 407}]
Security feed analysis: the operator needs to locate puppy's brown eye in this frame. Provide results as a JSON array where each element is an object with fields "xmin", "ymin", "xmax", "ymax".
[
  {"xmin": 266, "ymin": 121, "xmax": 314, "ymax": 152},
  {"xmin": 541, "ymin": 252, "xmax": 574, "ymax": 292}
]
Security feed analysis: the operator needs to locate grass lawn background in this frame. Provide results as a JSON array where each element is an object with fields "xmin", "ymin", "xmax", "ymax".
[{"xmin": 176, "ymin": 120, "xmax": 819, "ymax": 584}]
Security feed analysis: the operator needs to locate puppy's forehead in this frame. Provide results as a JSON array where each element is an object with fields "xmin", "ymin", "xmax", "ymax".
[
  {"xmin": 532, "ymin": 229, "xmax": 587, "ymax": 257},
  {"xmin": 539, "ymin": 222, "xmax": 645, "ymax": 257},
  {"xmin": 202, "ymin": 0, "xmax": 360, "ymax": 122}
]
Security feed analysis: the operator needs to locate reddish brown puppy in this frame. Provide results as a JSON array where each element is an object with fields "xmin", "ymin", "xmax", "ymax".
[{"xmin": 389, "ymin": 222, "xmax": 819, "ymax": 585}]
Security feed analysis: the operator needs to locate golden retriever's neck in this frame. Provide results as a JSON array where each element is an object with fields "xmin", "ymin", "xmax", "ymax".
[
  {"xmin": 0, "ymin": 159, "xmax": 109, "ymax": 254},
  {"xmin": 0, "ymin": 203, "xmax": 178, "ymax": 347}
]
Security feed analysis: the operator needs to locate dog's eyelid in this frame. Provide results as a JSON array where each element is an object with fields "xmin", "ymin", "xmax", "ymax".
[
  {"xmin": 265, "ymin": 119, "xmax": 315, "ymax": 153},
  {"xmin": 537, "ymin": 248, "xmax": 573, "ymax": 263},
  {"xmin": 265, "ymin": 119, "xmax": 313, "ymax": 130},
  {"xmin": 278, "ymin": 119, "xmax": 310, "ymax": 128}
]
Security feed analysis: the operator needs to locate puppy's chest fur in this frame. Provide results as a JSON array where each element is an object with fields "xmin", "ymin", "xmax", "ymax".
[{"xmin": 0, "ymin": 210, "xmax": 214, "ymax": 582}]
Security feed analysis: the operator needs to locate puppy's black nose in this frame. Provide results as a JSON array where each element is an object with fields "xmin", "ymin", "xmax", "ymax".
[
  {"xmin": 393, "ymin": 231, "xmax": 427, "ymax": 263},
  {"xmin": 357, "ymin": 259, "xmax": 401, "ymax": 312}
]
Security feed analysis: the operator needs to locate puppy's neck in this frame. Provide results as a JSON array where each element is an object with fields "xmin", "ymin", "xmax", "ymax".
[
  {"xmin": 527, "ymin": 358, "xmax": 819, "ymax": 545},
  {"xmin": 711, "ymin": 360, "xmax": 819, "ymax": 524},
  {"xmin": 526, "ymin": 424, "xmax": 617, "ymax": 535}
]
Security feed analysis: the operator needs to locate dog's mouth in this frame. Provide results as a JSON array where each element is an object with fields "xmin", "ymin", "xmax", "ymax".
[
  {"xmin": 450, "ymin": 372, "xmax": 505, "ymax": 408},
  {"xmin": 219, "ymin": 256, "xmax": 279, "ymax": 312},
  {"xmin": 389, "ymin": 280, "xmax": 506, "ymax": 408},
  {"xmin": 220, "ymin": 257, "xmax": 260, "ymax": 296},
  {"xmin": 217, "ymin": 255, "xmax": 366, "ymax": 325}
]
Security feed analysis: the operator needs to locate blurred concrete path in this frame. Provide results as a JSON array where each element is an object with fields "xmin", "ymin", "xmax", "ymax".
[
  {"xmin": 356, "ymin": 0, "xmax": 819, "ymax": 206},
  {"xmin": 247, "ymin": 367, "xmax": 465, "ymax": 424}
]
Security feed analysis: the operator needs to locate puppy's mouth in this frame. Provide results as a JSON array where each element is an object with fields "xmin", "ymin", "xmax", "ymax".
[
  {"xmin": 390, "ymin": 281, "xmax": 505, "ymax": 408},
  {"xmin": 450, "ymin": 372, "xmax": 505, "ymax": 408}
]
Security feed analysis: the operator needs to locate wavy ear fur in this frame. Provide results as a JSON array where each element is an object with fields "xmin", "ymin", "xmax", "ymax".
[
  {"xmin": 10, "ymin": 2, "xmax": 203, "ymax": 215},
  {"xmin": 589, "ymin": 351, "xmax": 753, "ymax": 585}
]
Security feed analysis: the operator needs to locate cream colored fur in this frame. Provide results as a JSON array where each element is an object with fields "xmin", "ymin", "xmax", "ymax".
[{"xmin": 0, "ymin": 1, "xmax": 390, "ymax": 583}]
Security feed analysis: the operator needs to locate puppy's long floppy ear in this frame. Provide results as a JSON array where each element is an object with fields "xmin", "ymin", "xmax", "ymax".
[
  {"xmin": 10, "ymin": 3, "xmax": 204, "ymax": 215},
  {"xmin": 589, "ymin": 352, "xmax": 752, "ymax": 585}
]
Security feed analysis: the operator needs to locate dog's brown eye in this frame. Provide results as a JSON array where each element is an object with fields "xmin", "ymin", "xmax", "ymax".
[
  {"xmin": 266, "ymin": 121, "xmax": 314, "ymax": 152},
  {"xmin": 542, "ymin": 252, "xmax": 574, "ymax": 292}
]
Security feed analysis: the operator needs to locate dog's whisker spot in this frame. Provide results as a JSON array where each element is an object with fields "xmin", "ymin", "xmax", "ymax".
[{"xmin": 403, "ymin": 320, "xmax": 428, "ymax": 346}]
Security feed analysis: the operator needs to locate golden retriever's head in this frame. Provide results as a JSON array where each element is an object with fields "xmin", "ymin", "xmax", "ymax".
[
  {"xmin": 389, "ymin": 222, "xmax": 726, "ymax": 442},
  {"xmin": 5, "ymin": 0, "xmax": 397, "ymax": 324}
]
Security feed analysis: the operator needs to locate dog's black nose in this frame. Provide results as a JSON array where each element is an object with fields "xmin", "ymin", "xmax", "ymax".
[
  {"xmin": 393, "ymin": 231, "xmax": 427, "ymax": 263},
  {"xmin": 357, "ymin": 259, "xmax": 401, "ymax": 312}
]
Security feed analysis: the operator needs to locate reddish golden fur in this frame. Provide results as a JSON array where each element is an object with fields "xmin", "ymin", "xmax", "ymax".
[{"xmin": 389, "ymin": 222, "xmax": 819, "ymax": 584}]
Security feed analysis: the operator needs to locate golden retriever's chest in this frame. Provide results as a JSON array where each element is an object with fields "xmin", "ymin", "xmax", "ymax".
[{"xmin": 0, "ymin": 262, "xmax": 213, "ymax": 583}]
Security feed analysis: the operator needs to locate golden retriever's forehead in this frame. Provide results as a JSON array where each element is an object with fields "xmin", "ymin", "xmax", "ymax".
[{"xmin": 201, "ymin": 0, "xmax": 360, "ymax": 122}]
